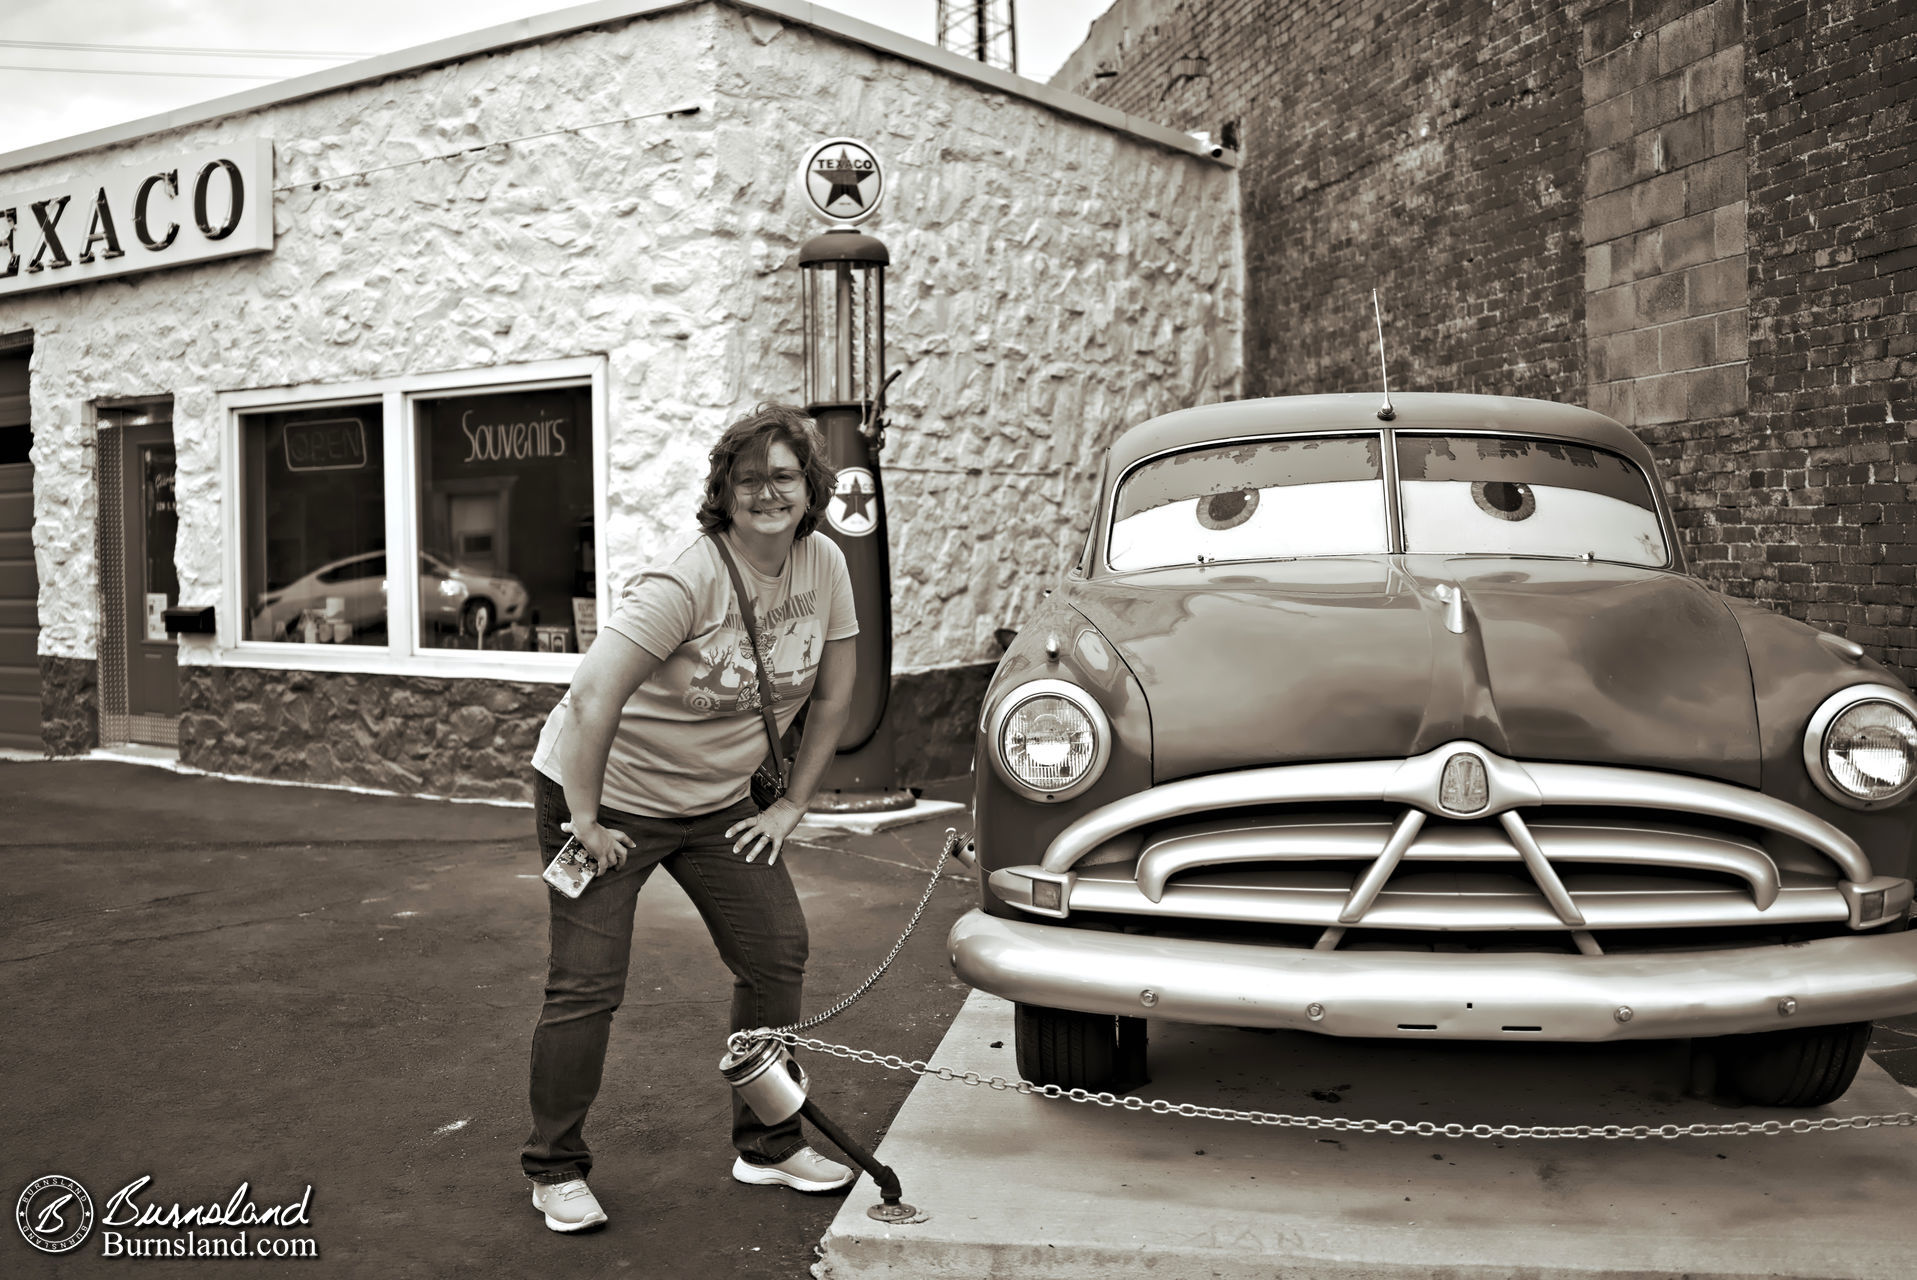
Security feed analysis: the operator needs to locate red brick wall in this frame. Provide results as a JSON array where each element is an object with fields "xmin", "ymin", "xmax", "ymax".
[
  {"xmin": 1058, "ymin": 0, "xmax": 1917, "ymax": 687},
  {"xmin": 1738, "ymin": 0, "xmax": 1916, "ymax": 673}
]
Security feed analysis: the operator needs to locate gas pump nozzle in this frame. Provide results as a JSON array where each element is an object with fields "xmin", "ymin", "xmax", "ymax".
[{"xmin": 860, "ymin": 368, "xmax": 903, "ymax": 445}]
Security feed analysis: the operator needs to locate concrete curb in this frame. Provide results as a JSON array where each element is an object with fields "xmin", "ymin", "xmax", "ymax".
[{"xmin": 817, "ymin": 991, "xmax": 1917, "ymax": 1279}]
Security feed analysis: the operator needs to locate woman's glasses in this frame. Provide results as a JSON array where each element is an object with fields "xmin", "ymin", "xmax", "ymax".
[{"xmin": 733, "ymin": 468, "xmax": 805, "ymax": 495}]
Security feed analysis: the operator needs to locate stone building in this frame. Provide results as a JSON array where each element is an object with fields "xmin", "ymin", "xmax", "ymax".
[
  {"xmin": 1055, "ymin": 0, "xmax": 1915, "ymax": 687},
  {"xmin": 0, "ymin": 0, "xmax": 1241, "ymax": 797}
]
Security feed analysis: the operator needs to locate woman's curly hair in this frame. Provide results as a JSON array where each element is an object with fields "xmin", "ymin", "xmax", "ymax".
[{"xmin": 696, "ymin": 403, "xmax": 837, "ymax": 540}]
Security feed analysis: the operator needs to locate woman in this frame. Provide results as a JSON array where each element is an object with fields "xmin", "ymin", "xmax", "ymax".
[{"xmin": 521, "ymin": 403, "xmax": 859, "ymax": 1233}]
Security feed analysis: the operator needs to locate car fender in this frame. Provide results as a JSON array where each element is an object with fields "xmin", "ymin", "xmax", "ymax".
[
  {"xmin": 1726, "ymin": 597, "xmax": 1915, "ymax": 880},
  {"xmin": 973, "ymin": 589, "xmax": 1153, "ymax": 920}
]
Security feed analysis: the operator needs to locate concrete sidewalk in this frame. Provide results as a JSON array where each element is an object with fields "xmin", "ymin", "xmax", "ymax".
[
  {"xmin": 820, "ymin": 992, "xmax": 1917, "ymax": 1280},
  {"xmin": 1, "ymin": 759, "xmax": 978, "ymax": 1280}
]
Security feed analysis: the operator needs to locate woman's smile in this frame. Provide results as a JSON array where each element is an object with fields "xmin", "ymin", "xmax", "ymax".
[{"xmin": 731, "ymin": 440, "xmax": 807, "ymax": 536}]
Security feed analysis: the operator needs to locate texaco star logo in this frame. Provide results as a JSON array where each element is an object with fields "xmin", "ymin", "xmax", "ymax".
[
  {"xmin": 828, "ymin": 467, "xmax": 880, "ymax": 537},
  {"xmin": 798, "ymin": 138, "xmax": 885, "ymax": 224},
  {"xmin": 16, "ymin": 1175, "xmax": 94, "ymax": 1254}
]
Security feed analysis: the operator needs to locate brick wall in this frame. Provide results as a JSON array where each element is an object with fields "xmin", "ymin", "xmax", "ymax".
[
  {"xmin": 1059, "ymin": 0, "xmax": 1917, "ymax": 688},
  {"xmin": 1582, "ymin": 1, "xmax": 1748, "ymax": 448},
  {"xmin": 1057, "ymin": 0, "xmax": 1587, "ymax": 402},
  {"xmin": 1581, "ymin": 0, "xmax": 1758, "ymax": 602},
  {"xmin": 1738, "ymin": 0, "xmax": 1916, "ymax": 673}
]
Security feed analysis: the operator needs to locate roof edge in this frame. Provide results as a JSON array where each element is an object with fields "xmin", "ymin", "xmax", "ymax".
[
  {"xmin": 0, "ymin": 0, "xmax": 1235, "ymax": 176},
  {"xmin": 1108, "ymin": 393, "xmax": 1655, "ymax": 469}
]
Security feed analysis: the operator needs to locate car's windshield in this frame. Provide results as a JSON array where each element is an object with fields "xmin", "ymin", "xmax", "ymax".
[
  {"xmin": 1397, "ymin": 434, "xmax": 1666, "ymax": 566},
  {"xmin": 1108, "ymin": 435, "xmax": 1387, "ymax": 571}
]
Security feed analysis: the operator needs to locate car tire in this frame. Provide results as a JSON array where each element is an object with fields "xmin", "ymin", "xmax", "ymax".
[
  {"xmin": 1014, "ymin": 1002, "xmax": 1120, "ymax": 1091},
  {"xmin": 1710, "ymin": 1020, "xmax": 1872, "ymax": 1107},
  {"xmin": 463, "ymin": 599, "xmax": 495, "ymax": 635}
]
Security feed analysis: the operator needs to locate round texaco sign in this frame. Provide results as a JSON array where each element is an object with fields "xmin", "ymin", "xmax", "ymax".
[
  {"xmin": 798, "ymin": 138, "xmax": 885, "ymax": 225},
  {"xmin": 828, "ymin": 466, "xmax": 880, "ymax": 537}
]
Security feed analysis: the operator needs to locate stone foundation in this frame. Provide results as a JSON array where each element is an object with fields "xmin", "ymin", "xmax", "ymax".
[
  {"xmin": 175, "ymin": 660, "xmax": 998, "ymax": 801},
  {"xmin": 39, "ymin": 655, "xmax": 97, "ymax": 756},
  {"xmin": 179, "ymin": 667, "xmax": 566, "ymax": 802}
]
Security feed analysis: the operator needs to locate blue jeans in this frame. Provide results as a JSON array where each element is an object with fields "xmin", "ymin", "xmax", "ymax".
[{"xmin": 522, "ymin": 770, "xmax": 809, "ymax": 1183}]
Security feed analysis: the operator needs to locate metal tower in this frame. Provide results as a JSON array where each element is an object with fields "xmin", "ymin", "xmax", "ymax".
[{"xmin": 936, "ymin": 0, "xmax": 1017, "ymax": 74}]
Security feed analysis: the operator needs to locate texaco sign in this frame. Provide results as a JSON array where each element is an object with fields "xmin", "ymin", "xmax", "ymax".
[{"xmin": 796, "ymin": 138, "xmax": 885, "ymax": 225}]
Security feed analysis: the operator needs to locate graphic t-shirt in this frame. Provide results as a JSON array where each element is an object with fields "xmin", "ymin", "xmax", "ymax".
[{"xmin": 531, "ymin": 531, "xmax": 859, "ymax": 817}]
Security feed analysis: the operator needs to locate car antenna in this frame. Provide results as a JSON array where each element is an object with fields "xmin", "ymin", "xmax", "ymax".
[{"xmin": 1372, "ymin": 287, "xmax": 1395, "ymax": 421}]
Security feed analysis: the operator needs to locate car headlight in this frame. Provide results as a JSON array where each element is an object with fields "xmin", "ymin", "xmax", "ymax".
[
  {"xmin": 1804, "ymin": 685, "xmax": 1917, "ymax": 809},
  {"xmin": 987, "ymin": 678, "xmax": 1112, "ymax": 803}
]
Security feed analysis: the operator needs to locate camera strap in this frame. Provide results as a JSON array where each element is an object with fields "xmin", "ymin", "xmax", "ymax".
[{"xmin": 710, "ymin": 534, "xmax": 787, "ymax": 790}]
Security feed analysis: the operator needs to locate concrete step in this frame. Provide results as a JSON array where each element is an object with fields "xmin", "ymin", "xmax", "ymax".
[{"xmin": 816, "ymin": 991, "xmax": 1917, "ymax": 1279}]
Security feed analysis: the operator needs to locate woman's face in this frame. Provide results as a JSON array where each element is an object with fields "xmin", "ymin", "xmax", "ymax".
[{"xmin": 728, "ymin": 438, "xmax": 807, "ymax": 541}]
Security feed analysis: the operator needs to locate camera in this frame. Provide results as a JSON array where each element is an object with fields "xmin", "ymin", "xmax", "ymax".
[{"xmin": 541, "ymin": 834, "xmax": 599, "ymax": 898}]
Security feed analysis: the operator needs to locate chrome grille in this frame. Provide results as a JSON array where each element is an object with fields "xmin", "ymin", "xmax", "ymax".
[{"xmin": 1005, "ymin": 741, "xmax": 1899, "ymax": 951}]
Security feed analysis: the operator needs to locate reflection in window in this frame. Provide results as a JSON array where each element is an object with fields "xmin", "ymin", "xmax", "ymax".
[
  {"xmin": 414, "ymin": 386, "xmax": 595, "ymax": 653},
  {"xmin": 142, "ymin": 444, "xmax": 179, "ymax": 632},
  {"xmin": 1397, "ymin": 435, "xmax": 1667, "ymax": 566},
  {"xmin": 242, "ymin": 407, "xmax": 386, "ymax": 644},
  {"xmin": 1108, "ymin": 435, "xmax": 1387, "ymax": 571}
]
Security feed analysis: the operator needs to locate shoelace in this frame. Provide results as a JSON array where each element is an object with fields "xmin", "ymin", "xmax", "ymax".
[{"xmin": 556, "ymin": 1182, "xmax": 593, "ymax": 1202}]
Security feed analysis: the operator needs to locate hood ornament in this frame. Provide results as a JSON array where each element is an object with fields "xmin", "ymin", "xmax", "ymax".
[
  {"xmin": 1433, "ymin": 582, "xmax": 1467, "ymax": 635},
  {"xmin": 1439, "ymin": 752, "xmax": 1489, "ymax": 814}
]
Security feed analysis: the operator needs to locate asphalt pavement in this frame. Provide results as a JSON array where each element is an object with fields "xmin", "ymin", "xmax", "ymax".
[
  {"xmin": 2, "ymin": 759, "xmax": 978, "ymax": 1280},
  {"xmin": 4, "ymin": 757, "xmax": 1914, "ymax": 1280}
]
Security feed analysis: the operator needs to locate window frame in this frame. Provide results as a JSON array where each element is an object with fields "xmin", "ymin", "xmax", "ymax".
[
  {"xmin": 1391, "ymin": 429, "xmax": 1675, "ymax": 571},
  {"xmin": 1101, "ymin": 429, "xmax": 1392, "ymax": 573},
  {"xmin": 1096, "ymin": 426, "xmax": 1679, "ymax": 575},
  {"xmin": 217, "ymin": 356, "xmax": 609, "ymax": 683}
]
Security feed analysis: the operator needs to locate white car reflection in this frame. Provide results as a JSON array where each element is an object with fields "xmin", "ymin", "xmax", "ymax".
[{"xmin": 251, "ymin": 551, "xmax": 529, "ymax": 639}]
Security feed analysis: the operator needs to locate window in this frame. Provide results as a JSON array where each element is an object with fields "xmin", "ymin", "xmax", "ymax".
[
  {"xmin": 1108, "ymin": 435, "xmax": 1387, "ymax": 571},
  {"xmin": 414, "ymin": 385, "xmax": 594, "ymax": 653},
  {"xmin": 1396, "ymin": 434, "xmax": 1667, "ymax": 567},
  {"xmin": 241, "ymin": 406, "xmax": 387, "ymax": 644},
  {"xmin": 224, "ymin": 359, "xmax": 605, "ymax": 673}
]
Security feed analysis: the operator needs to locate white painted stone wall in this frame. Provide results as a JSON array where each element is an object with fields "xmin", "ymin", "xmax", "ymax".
[{"xmin": 2, "ymin": 1, "xmax": 1241, "ymax": 673}]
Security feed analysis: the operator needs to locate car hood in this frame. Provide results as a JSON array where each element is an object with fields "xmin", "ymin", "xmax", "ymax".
[{"xmin": 1064, "ymin": 556, "xmax": 1761, "ymax": 788}]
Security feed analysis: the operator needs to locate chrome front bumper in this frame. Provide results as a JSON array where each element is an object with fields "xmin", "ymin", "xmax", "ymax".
[{"xmin": 948, "ymin": 909, "xmax": 1917, "ymax": 1041}]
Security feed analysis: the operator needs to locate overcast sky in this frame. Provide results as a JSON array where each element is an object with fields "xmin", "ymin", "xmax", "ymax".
[{"xmin": 1, "ymin": 0, "xmax": 1110, "ymax": 156}]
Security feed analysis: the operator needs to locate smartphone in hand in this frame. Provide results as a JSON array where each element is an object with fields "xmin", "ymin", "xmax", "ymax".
[{"xmin": 541, "ymin": 834, "xmax": 598, "ymax": 898}]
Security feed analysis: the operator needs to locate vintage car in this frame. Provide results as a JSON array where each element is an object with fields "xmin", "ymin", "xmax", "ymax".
[
  {"xmin": 251, "ymin": 550, "xmax": 529, "ymax": 640},
  {"xmin": 950, "ymin": 392, "xmax": 1917, "ymax": 1107}
]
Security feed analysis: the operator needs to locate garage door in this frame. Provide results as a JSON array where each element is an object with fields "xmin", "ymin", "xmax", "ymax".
[{"xmin": 0, "ymin": 349, "xmax": 37, "ymax": 752}]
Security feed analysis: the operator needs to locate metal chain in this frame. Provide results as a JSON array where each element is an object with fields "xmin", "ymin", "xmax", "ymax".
[
  {"xmin": 728, "ymin": 827, "xmax": 1917, "ymax": 1140},
  {"xmin": 767, "ymin": 1030, "xmax": 1917, "ymax": 1139},
  {"xmin": 727, "ymin": 827, "xmax": 962, "ymax": 1057}
]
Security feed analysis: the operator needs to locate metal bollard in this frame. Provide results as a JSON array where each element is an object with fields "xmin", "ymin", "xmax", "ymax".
[
  {"xmin": 719, "ymin": 1038, "xmax": 810, "ymax": 1127},
  {"xmin": 721, "ymin": 1034, "xmax": 926, "ymax": 1224}
]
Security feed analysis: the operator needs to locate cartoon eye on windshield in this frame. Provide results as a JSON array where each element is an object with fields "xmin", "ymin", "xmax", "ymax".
[
  {"xmin": 1471, "ymin": 480, "xmax": 1536, "ymax": 522},
  {"xmin": 1196, "ymin": 489, "xmax": 1260, "ymax": 531},
  {"xmin": 1109, "ymin": 435, "xmax": 1389, "ymax": 571}
]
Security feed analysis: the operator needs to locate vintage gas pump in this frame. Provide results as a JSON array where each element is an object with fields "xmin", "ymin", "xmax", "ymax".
[{"xmin": 796, "ymin": 138, "xmax": 912, "ymax": 811}]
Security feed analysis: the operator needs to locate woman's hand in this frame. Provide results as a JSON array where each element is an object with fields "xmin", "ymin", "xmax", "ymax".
[
  {"xmin": 726, "ymin": 798, "xmax": 804, "ymax": 866},
  {"xmin": 561, "ymin": 817, "xmax": 635, "ymax": 872}
]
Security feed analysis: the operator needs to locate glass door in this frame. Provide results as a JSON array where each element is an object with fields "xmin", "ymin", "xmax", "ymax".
[
  {"xmin": 96, "ymin": 399, "xmax": 179, "ymax": 746},
  {"xmin": 126, "ymin": 429, "xmax": 180, "ymax": 718}
]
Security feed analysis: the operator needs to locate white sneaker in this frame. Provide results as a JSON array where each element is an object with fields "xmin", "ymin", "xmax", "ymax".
[
  {"xmin": 731, "ymin": 1146, "xmax": 855, "ymax": 1193},
  {"xmin": 530, "ymin": 1178, "xmax": 608, "ymax": 1232}
]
